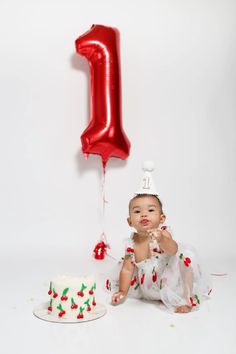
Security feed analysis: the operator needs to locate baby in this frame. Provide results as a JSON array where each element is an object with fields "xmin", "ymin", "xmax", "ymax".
[{"xmin": 107, "ymin": 162, "xmax": 211, "ymax": 313}]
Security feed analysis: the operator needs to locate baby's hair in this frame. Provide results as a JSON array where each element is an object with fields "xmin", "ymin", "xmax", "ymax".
[{"xmin": 128, "ymin": 194, "xmax": 164, "ymax": 214}]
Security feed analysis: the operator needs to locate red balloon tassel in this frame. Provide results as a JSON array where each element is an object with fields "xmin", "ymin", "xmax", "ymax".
[
  {"xmin": 93, "ymin": 241, "xmax": 107, "ymax": 260},
  {"xmin": 75, "ymin": 24, "xmax": 131, "ymax": 169}
]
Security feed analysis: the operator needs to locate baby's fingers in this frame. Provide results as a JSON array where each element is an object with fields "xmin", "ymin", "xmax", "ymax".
[
  {"xmin": 147, "ymin": 229, "xmax": 159, "ymax": 237},
  {"xmin": 111, "ymin": 292, "xmax": 126, "ymax": 306},
  {"xmin": 147, "ymin": 228, "xmax": 157, "ymax": 235}
]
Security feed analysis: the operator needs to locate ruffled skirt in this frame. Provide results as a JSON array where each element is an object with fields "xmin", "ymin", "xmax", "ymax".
[{"xmin": 105, "ymin": 243, "xmax": 212, "ymax": 312}]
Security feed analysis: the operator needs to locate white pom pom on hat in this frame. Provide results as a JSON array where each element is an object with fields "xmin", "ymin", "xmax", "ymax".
[
  {"xmin": 142, "ymin": 160, "xmax": 155, "ymax": 172},
  {"xmin": 135, "ymin": 160, "xmax": 158, "ymax": 195}
]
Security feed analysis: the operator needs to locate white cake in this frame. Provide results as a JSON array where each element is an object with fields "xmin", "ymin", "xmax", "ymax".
[{"xmin": 47, "ymin": 275, "xmax": 96, "ymax": 320}]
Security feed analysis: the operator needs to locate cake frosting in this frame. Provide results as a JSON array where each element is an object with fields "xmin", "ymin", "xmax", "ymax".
[{"xmin": 47, "ymin": 275, "xmax": 96, "ymax": 320}]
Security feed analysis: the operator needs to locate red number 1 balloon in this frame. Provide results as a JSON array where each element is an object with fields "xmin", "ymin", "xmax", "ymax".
[{"xmin": 75, "ymin": 24, "xmax": 131, "ymax": 170}]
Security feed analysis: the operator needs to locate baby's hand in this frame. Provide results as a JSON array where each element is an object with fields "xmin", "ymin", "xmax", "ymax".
[
  {"xmin": 111, "ymin": 291, "xmax": 126, "ymax": 306},
  {"xmin": 147, "ymin": 229, "xmax": 163, "ymax": 242}
]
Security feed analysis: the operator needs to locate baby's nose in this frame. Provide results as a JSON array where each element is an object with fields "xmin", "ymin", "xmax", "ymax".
[{"xmin": 141, "ymin": 211, "xmax": 147, "ymax": 217}]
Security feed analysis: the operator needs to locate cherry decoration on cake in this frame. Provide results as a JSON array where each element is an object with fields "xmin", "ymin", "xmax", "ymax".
[
  {"xmin": 57, "ymin": 304, "xmax": 66, "ymax": 317},
  {"xmin": 48, "ymin": 299, "xmax": 53, "ymax": 312},
  {"xmin": 45, "ymin": 275, "xmax": 98, "ymax": 321},
  {"xmin": 52, "ymin": 288, "xmax": 58, "ymax": 298},
  {"xmin": 92, "ymin": 297, "xmax": 96, "ymax": 306},
  {"xmin": 71, "ymin": 298, "xmax": 78, "ymax": 310},
  {"xmin": 48, "ymin": 282, "xmax": 52, "ymax": 295},
  {"xmin": 84, "ymin": 299, "xmax": 91, "ymax": 311},
  {"xmin": 77, "ymin": 283, "xmax": 87, "ymax": 297},
  {"xmin": 89, "ymin": 283, "xmax": 96, "ymax": 295},
  {"xmin": 61, "ymin": 287, "xmax": 69, "ymax": 301},
  {"xmin": 77, "ymin": 307, "xmax": 85, "ymax": 319}
]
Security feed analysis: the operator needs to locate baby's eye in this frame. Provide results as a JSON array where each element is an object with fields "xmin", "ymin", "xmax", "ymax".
[
  {"xmin": 149, "ymin": 209, "xmax": 155, "ymax": 212},
  {"xmin": 134, "ymin": 210, "xmax": 140, "ymax": 214}
]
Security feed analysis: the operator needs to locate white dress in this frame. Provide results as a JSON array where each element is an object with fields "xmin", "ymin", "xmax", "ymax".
[{"xmin": 106, "ymin": 228, "xmax": 212, "ymax": 311}]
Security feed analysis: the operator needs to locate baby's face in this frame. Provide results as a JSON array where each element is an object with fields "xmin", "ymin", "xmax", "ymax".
[{"xmin": 127, "ymin": 195, "xmax": 165, "ymax": 233}]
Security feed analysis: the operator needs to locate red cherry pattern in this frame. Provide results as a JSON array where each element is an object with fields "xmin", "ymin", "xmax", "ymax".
[
  {"xmin": 51, "ymin": 287, "xmax": 58, "ymax": 298},
  {"xmin": 71, "ymin": 304, "xmax": 78, "ymax": 309},
  {"xmin": 77, "ymin": 306, "xmax": 85, "ymax": 319},
  {"xmin": 48, "ymin": 282, "xmax": 52, "ymax": 295},
  {"xmin": 77, "ymin": 283, "xmax": 87, "ymax": 297},
  {"xmin": 152, "ymin": 247, "xmax": 162, "ymax": 254},
  {"xmin": 130, "ymin": 276, "xmax": 137, "ymax": 286},
  {"xmin": 140, "ymin": 273, "xmax": 145, "ymax": 284},
  {"xmin": 58, "ymin": 310, "xmax": 66, "ymax": 317},
  {"xmin": 60, "ymin": 287, "xmax": 69, "ymax": 300},
  {"xmin": 61, "ymin": 296, "xmax": 68, "ymax": 301},
  {"xmin": 106, "ymin": 279, "xmax": 111, "ymax": 290},
  {"xmin": 190, "ymin": 297, "xmax": 196, "ymax": 307},
  {"xmin": 87, "ymin": 283, "xmax": 96, "ymax": 296},
  {"xmin": 179, "ymin": 253, "xmax": 192, "ymax": 267},
  {"xmin": 48, "ymin": 282, "xmax": 96, "ymax": 318},
  {"xmin": 184, "ymin": 257, "xmax": 191, "ymax": 267},
  {"xmin": 152, "ymin": 272, "xmax": 157, "ymax": 282},
  {"xmin": 77, "ymin": 291, "xmax": 84, "ymax": 297}
]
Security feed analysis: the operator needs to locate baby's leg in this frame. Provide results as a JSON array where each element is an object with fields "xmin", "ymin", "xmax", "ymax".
[
  {"xmin": 175, "ymin": 262, "xmax": 194, "ymax": 313},
  {"xmin": 182, "ymin": 266, "xmax": 193, "ymax": 300}
]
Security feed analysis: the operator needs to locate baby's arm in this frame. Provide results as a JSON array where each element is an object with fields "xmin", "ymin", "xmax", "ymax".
[
  {"xmin": 112, "ymin": 256, "xmax": 135, "ymax": 305},
  {"xmin": 119, "ymin": 257, "xmax": 135, "ymax": 293}
]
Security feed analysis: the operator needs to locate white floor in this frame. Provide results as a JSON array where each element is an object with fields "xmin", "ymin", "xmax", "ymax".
[{"xmin": 2, "ymin": 254, "xmax": 236, "ymax": 354}]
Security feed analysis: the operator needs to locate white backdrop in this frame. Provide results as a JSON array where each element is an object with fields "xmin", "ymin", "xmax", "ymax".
[{"xmin": 0, "ymin": 0, "xmax": 235, "ymax": 264}]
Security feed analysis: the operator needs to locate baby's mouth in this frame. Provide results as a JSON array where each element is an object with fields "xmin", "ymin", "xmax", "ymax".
[{"xmin": 140, "ymin": 219, "xmax": 149, "ymax": 226}]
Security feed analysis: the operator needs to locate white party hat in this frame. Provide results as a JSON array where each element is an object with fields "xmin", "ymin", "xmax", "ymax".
[{"xmin": 135, "ymin": 161, "xmax": 158, "ymax": 195}]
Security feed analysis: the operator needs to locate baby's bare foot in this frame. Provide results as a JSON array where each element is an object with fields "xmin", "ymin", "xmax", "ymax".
[{"xmin": 175, "ymin": 305, "xmax": 192, "ymax": 313}]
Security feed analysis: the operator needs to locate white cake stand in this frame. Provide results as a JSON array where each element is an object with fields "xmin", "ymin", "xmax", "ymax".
[{"xmin": 33, "ymin": 302, "xmax": 107, "ymax": 324}]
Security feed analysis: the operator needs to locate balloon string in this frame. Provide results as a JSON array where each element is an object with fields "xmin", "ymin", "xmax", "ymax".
[
  {"xmin": 102, "ymin": 171, "xmax": 106, "ymax": 222},
  {"xmin": 100, "ymin": 170, "xmax": 118, "ymax": 261},
  {"xmin": 100, "ymin": 169, "xmax": 109, "ymax": 245},
  {"xmin": 106, "ymin": 253, "xmax": 118, "ymax": 261}
]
